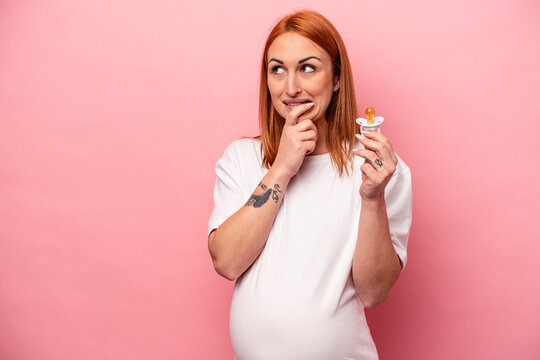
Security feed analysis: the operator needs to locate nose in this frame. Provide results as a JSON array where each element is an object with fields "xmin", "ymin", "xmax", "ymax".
[{"xmin": 285, "ymin": 72, "xmax": 301, "ymax": 97}]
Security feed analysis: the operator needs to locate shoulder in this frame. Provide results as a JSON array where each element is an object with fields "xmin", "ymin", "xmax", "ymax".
[
  {"xmin": 223, "ymin": 137, "xmax": 262, "ymax": 160},
  {"xmin": 217, "ymin": 138, "xmax": 263, "ymax": 187}
]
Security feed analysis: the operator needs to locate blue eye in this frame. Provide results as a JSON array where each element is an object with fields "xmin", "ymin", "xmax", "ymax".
[{"xmin": 271, "ymin": 66, "xmax": 284, "ymax": 75}]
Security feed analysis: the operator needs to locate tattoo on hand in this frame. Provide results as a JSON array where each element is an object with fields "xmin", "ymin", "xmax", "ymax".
[
  {"xmin": 245, "ymin": 182, "xmax": 282, "ymax": 208},
  {"xmin": 375, "ymin": 159, "xmax": 383, "ymax": 167}
]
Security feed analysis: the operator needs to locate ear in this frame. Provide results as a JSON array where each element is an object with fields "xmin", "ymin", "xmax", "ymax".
[{"xmin": 333, "ymin": 76, "xmax": 340, "ymax": 92}]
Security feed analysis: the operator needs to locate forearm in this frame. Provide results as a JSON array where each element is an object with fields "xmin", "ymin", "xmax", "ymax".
[
  {"xmin": 209, "ymin": 166, "xmax": 291, "ymax": 281},
  {"xmin": 352, "ymin": 195, "xmax": 401, "ymax": 308}
]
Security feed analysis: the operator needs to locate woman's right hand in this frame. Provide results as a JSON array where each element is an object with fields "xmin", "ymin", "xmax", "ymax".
[{"xmin": 273, "ymin": 102, "xmax": 317, "ymax": 178}]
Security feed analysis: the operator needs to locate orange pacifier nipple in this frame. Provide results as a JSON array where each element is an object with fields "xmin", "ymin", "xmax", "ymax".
[{"xmin": 365, "ymin": 107, "xmax": 375, "ymax": 125}]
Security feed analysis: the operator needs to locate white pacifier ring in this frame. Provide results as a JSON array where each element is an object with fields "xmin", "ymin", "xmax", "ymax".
[{"xmin": 356, "ymin": 116, "xmax": 384, "ymax": 135}]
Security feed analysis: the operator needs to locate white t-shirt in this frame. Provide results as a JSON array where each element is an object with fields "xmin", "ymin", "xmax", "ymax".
[{"xmin": 208, "ymin": 138, "xmax": 412, "ymax": 360}]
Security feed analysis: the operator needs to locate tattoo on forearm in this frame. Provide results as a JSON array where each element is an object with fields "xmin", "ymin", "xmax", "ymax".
[{"xmin": 244, "ymin": 181, "xmax": 282, "ymax": 208}]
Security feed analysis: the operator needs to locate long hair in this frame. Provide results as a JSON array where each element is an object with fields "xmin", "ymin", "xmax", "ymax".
[{"xmin": 248, "ymin": 9, "xmax": 360, "ymax": 177}]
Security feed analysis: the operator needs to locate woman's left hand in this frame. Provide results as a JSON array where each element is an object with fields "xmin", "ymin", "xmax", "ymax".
[{"xmin": 353, "ymin": 131, "xmax": 398, "ymax": 201}]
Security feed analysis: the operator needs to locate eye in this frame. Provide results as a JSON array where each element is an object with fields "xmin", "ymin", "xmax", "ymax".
[
  {"xmin": 270, "ymin": 66, "xmax": 284, "ymax": 75},
  {"xmin": 302, "ymin": 64, "xmax": 315, "ymax": 73}
]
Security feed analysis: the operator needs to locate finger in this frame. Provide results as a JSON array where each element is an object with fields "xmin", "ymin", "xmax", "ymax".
[
  {"xmin": 284, "ymin": 102, "xmax": 314, "ymax": 126},
  {"xmin": 362, "ymin": 131, "xmax": 398, "ymax": 164},
  {"xmin": 353, "ymin": 148, "xmax": 384, "ymax": 170},
  {"xmin": 364, "ymin": 131, "xmax": 397, "ymax": 164},
  {"xmin": 295, "ymin": 118, "xmax": 317, "ymax": 132},
  {"xmin": 298, "ymin": 129, "xmax": 317, "ymax": 142},
  {"xmin": 360, "ymin": 161, "xmax": 380, "ymax": 181},
  {"xmin": 356, "ymin": 133, "xmax": 393, "ymax": 165},
  {"xmin": 303, "ymin": 139, "xmax": 316, "ymax": 155}
]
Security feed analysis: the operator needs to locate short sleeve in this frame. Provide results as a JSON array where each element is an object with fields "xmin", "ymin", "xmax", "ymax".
[
  {"xmin": 207, "ymin": 142, "xmax": 247, "ymax": 239},
  {"xmin": 384, "ymin": 155, "xmax": 413, "ymax": 271}
]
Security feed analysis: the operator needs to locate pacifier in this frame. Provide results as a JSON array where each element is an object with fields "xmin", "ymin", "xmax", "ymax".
[{"xmin": 355, "ymin": 107, "xmax": 384, "ymax": 135}]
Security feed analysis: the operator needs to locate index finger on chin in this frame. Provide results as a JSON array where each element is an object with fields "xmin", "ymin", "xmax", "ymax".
[{"xmin": 285, "ymin": 102, "xmax": 314, "ymax": 126}]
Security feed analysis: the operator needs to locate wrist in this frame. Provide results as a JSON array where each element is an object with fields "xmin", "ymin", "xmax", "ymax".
[
  {"xmin": 268, "ymin": 165, "xmax": 293, "ymax": 184},
  {"xmin": 360, "ymin": 194, "xmax": 385, "ymax": 208}
]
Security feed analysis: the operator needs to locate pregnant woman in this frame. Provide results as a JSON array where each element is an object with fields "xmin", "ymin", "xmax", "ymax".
[{"xmin": 207, "ymin": 9, "xmax": 412, "ymax": 360}]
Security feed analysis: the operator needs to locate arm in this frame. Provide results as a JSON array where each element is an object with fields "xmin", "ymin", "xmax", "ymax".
[
  {"xmin": 208, "ymin": 166, "xmax": 292, "ymax": 281},
  {"xmin": 352, "ymin": 130, "xmax": 408, "ymax": 308},
  {"xmin": 208, "ymin": 103, "xmax": 317, "ymax": 281},
  {"xmin": 352, "ymin": 195, "xmax": 401, "ymax": 308}
]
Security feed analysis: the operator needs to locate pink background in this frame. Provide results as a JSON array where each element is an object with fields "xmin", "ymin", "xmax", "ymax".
[{"xmin": 1, "ymin": 0, "xmax": 539, "ymax": 359}]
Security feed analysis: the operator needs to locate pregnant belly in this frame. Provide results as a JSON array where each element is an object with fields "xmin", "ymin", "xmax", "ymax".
[{"xmin": 229, "ymin": 290, "xmax": 377, "ymax": 360}]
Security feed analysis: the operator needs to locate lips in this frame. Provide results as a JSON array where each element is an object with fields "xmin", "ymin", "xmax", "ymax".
[{"xmin": 283, "ymin": 99, "xmax": 313, "ymax": 109}]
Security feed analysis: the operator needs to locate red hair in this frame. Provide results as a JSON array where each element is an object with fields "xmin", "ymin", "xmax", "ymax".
[{"xmin": 247, "ymin": 9, "xmax": 360, "ymax": 177}]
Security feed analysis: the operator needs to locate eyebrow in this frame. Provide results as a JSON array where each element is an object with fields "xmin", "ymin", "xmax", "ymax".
[{"xmin": 268, "ymin": 56, "xmax": 322, "ymax": 65}]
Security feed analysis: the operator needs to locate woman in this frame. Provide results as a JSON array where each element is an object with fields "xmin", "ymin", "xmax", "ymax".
[{"xmin": 207, "ymin": 9, "xmax": 412, "ymax": 360}]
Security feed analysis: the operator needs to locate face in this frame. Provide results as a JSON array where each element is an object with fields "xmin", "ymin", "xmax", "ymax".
[{"xmin": 266, "ymin": 32, "xmax": 339, "ymax": 123}]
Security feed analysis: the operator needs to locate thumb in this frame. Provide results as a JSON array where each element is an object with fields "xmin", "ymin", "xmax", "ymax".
[{"xmin": 284, "ymin": 101, "xmax": 314, "ymax": 126}]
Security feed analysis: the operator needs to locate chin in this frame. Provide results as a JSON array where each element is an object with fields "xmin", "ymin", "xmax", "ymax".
[
  {"xmin": 299, "ymin": 114, "xmax": 318, "ymax": 122},
  {"xmin": 305, "ymin": 111, "xmax": 324, "ymax": 121}
]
